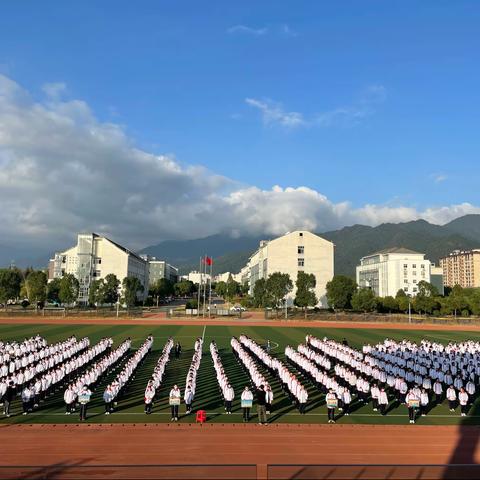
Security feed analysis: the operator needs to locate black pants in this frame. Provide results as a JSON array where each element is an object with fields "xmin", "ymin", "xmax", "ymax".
[
  {"xmin": 22, "ymin": 401, "xmax": 29, "ymax": 413},
  {"xmin": 185, "ymin": 402, "xmax": 192, "ymax": 413},
  {"xmin": 225, "ymin": 400, "xmax": 232, "ymax": 413},
  {"xmin": 299, "ymin": 402, "xmax": 306, "ymax": 414},
  {"xmin": 343, "ymin": 403, "xmax": 350, "ymax": 415},
  {"xmin": 79, "ymin": 403, "xmax": 88, "ymax": 420},
  {"xmin": 105, "ymin": 402, "xmax": 112, "ymax": 413},
  {"xmin": 448, "ymin": 400, "xmax": 456, "ymax": 410},
  {"xmin": 461, "ymin": 404, "xmax": 467, "ymax": 414},
  {"xmin": 171, "ymin": 405, "xmax": 179, "ymax": 418},
  {"xmin": 145, "ymin": 402, "xmax": 152, "ymax": 414},
  {"xmin": 4, "ymin": 399, "xmax": 11, "ymax": 416},
  {"xmin": 243, "ymin": 407, "xmax": 250, "ymax": 421},
  {"xmin": 379, "ymin": 403, "xmax": 386, "ymax": 415},
  {"xmin": 372, "ymin": 398, "xmax": 378, "ymax": 409},
  {"xmin": 408, "ymin": 407, "xmax": 416, "ymax": 421},
  {"xmin": 327, "ymin": 408, "xmax": 335, "ymax": 421},
  {"xmin": 66, "ymin": 403, "xmax": 72, "ymax": 413}
]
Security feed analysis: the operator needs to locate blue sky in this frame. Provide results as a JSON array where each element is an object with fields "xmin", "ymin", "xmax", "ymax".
[{"xmin": 0, "ymin": 1, "xmax": 479, "ymax": 249}]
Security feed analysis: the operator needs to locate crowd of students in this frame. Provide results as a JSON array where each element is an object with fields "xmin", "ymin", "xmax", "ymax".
[
  {"xmin": 62, "ymin": 338, "xmax": 128, "ymax": 416},
  {"xmin": 103, "ymin": 335, "xmax": 153, "ymax": 414},
  {"xmin": 1, "ymin": 335, "xmax": 96, "ymax": 416},
  {"xmin": 3, "ymin": 331, "xmax": 480, "ymax": 424}
]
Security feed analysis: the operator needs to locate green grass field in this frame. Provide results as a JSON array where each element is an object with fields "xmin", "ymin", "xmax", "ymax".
[{"xmin": 1, "ymin": 323, "xmax": 480, "ymax": 425}]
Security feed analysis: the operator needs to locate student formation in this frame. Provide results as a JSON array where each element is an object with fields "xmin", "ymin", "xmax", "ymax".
[{"xmin": 0, "ymin": 332, "xmax": 478, "ymax": 424}]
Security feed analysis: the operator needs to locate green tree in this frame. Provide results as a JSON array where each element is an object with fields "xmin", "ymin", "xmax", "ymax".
[
  {"xmin": 225, "ymin": 276, "xmax": 240, "ymax": 303},
  {"xmin": 0, "ymin": 268, "xmax": 23, "ymax": 308},
  {"xmin": 88, "ymin": 279, "xmax": 105, "ymax": 306},
  {"xmin": 25, "ymin": 270, "xmax": 47, "ymax": 306},
  {"xmin": 46, "ymin": 278, "xmax": 62, "ymax": 303},
  {"xmin": 325, "ymin": 275, "xmax": 357, "ymax": 310},
  {"xmin": 215, "ymin": 281, "xmax": 227, "ymax": 298},
  {"xmin": 122, "ymin": 276, "xmax": 144, "ymax": 307},
  {"xmin": 174, "ymin": 280, "xmax": 194, "ymax": 297},
  {"xmin": 446, "ymin": 285, "xmax": 469, "ymax": 317},
  {"xmin": 253, "ymin": 278, "xmax": 269, "ymax": 308},
  {"xmin": 266, "ymin": 272, "xmax": 293, "ymax": 315},
  {"xmin": 378, "ymin": 296, "xmax": 398, "ymax": 313},
  {"xmin": 294, "ymin": 271, "xmax": 317, "ymax": 318},
  {"xmin": 417, "ymin": 280, "xmax": 439, "ymax": 298},
  {"xmin": 467, "ymin": 289, "xmax": 480, "ymax": 316},
  {"xmin": 103, "ymin": 274, "xmax": 120, "ymax": 305},
  {"xmin": 351, "ymin": 288, "xmax": 377, "ymax": 312},
  {"xmin": 396, "ymin": 289, "xmax": 410, "ymax": 313},
  {"xmin": 150, "ymin": 278, "xmax": 174, "ymax": 306},
  {"xmin": 59, "ymin": 274, "xmax": 79, "ymax": 306}
]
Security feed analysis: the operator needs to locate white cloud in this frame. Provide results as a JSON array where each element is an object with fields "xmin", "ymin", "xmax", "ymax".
[
  {"xmin": 281, "ymin": 24, "xmax": 298, "ymax": 37},
  {"xmin": 246, "ymin": 85, "xmax": 387, "ymax": 129},
  {"xmin": 245, "ymin": 97, "xmax": 306, "ymax": 128},
  {"xmin": 431, "ymin": 173, "xmax": 448, "ymax": 183},
  {"xmin": 227, "ymin": 25, "xmax": 268, "ymax": 36},
  {"xmin": 0, "ymin": 74, "xmax": 478, "ymax": 255},
  {"xmin": 42, "ymin": 82, "xmax": 67, "ymax": 99}
]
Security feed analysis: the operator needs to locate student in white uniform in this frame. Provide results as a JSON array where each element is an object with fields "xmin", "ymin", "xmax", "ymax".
[
  {"xmin": 63, "ymin": 384, "xmax": 76, "ymax": 414},
  {"xmin": 405, "ymin": 389, "xmax": 419, "ymax": 424},
  {"xmin": 420, "ymin": 389, "xmax": 429, "ymax": 416},
  {"xmin": 241, "ymin": 386, "xmax": 253, "ymax": 422},
  {"xmin": 169, "ymin": 385, "xmax": 181, "ymax": 421},
  {"xmin": 446, "ymin": 386, "xmax": 457, "ymax": 412},
  {"xmin": 378, "ymin": 388, "xmax": 389, "ymax": 416},
  {"xmin": 224, "ymin": 384, "xmax": 234, "ymax": 414},
  {"xmin": 184, "ymin": 386, "xmax": 194, "ymax": 414},
  {"xmin": 144, "ymin": 384, "xmax": 155, "ymax": 415},
  {"xmin": 325, "ymin": 390, "xmax": 337, "ymax": 424},
  {"xmin": 459, "ymin": 388, "xmax": 469, "ymax": 417},
  {"xmin": 265, "ymin": 385, "xmax": 273, "ymax": 414}
]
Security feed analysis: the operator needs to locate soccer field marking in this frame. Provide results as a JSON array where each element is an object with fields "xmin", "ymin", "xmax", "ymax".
[
  {"xmin": 8, "ymin": 412, "xmax": 475, "ymax": 418},
  {"xmin": 202, "ymin": 325, "xmax": 207, "ymax": 343}
]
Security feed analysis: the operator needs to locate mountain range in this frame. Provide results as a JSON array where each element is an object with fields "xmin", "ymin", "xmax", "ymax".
[
  {"xmin": 1, "ymin": 214, "xmax": 479, "ymax": 277},
  {"xmin": 141, "ymin": 214, "xmax": 480, "ymax": 278}
]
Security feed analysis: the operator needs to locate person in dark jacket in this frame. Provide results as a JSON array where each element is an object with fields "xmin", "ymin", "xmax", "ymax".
[
  {"xmin": 3, "ymin": 381, "xmax": 15, "ymax": 417},
  {"xmin": 256, "ymin": 385, "xmax": 267, "ymax": 425}
]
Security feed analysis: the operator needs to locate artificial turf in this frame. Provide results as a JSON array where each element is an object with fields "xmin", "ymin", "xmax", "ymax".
[{"xmin": 1, "ymin": 322, "xmax": 480, "ymax": 426}]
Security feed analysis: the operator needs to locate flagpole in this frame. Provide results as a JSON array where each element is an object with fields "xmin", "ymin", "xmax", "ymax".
[
  {"xmin": 202, "ymin": 254, "xmax": 207, "ymax": 317},
  {"xmin": 197, "ymin": 256, "xmax": 202, "ymax": 317},
  {"xmin": 208, "ymin": 259, "xmax": 213, "ymax": 318}
]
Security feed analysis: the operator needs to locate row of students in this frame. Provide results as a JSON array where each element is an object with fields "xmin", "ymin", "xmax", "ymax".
[
  {"xmin": 176, "ymin": 338, "xmax": 203, "ymax": 419},
  {"xmin": 0, "ymin": 336, "xmax": 85, "ymax": 377},
  {"xmin": 103, "ymin": 336, "xmax": 153, "ymax": 414},
  {"xmin": 0, "ymin": 335, "xmax": 47, "ymax": 362},
  {"xmin": 144, "ymin": 337, "xmax": 174, "ymax": 414},
  {"xmin": 210, "ymin": 341, "xmax": 234, "ymax": 414}
]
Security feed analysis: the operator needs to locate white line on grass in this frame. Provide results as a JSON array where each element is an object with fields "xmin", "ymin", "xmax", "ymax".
[
  {"xmin": 202, "ymin": 325, "xmax": 207, "ymax": 343},
  {"xmin": 9, "ymin": 412, "xmax": 477, "ymax": 418}
]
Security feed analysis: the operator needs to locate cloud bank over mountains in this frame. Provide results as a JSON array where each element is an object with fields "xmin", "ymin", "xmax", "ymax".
[{"xmin": 0, "ymin": 74, "xmax": 479, "ymax": 252}]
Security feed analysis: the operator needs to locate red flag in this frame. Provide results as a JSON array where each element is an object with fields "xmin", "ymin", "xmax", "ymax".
[{"xmin": 204, "ymin": 256, "xmax": 213, "ymax": 266}]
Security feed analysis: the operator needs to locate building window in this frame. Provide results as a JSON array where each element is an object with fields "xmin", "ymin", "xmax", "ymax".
[
  {"xmin": 299, "ymin": 232, "xmax": 303, "ymax": 237},
  {"xmin": 95, "ymin": 258, "xmax": 102, "ymax": 264},
  {"xmin": 404, "ymin": 287, "xmax": 409, "ymax": 292},
  {"xmin": 403, "ymin": 264, "xmax": 408, "ymax": 268},
  {"xmin": 412, "ymin": 264, "xmax": 416, "ymax": 268},
  {"xmin": 412, "ymin": 271, "xmax": 416, "ymax": 276},
  {"xmin": 413, "ymin": 287, "xmax": 417, "ymax": 292},
  {"xmin": 404, "ymin": 279, "xmax": 408, "ymax": 284},
  {"xmin": 298, "ymin": 258, "xmax": 304, "ymax": 267},
  {"xmin": 298, "ymin": 246, "xmax": 304, "ymax": 255},
  {"xmin": 413, "ymin": 279, "xmax": 417, "ymax": 284}
]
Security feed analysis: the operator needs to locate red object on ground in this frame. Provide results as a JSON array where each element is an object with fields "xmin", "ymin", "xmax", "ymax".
[{"xmin": 196, "ymin": 410, "xmax": 207, "ymax": 423}]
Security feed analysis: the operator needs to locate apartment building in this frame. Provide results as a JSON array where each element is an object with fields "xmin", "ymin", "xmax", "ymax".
[{"xmin": 439, "ymin": 249, "xmax": 480, "ymax": 288}]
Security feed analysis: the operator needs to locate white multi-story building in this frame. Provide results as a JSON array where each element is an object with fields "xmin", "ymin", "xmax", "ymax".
[
  {"xmin": 214, "ymin": 272, "xmax": 242, "ymax": 283},
  {"xmin": 181, "ymin": 271, "xmax": 211, "ymax": 285},
  {"xmin": 50, "ymin": 233, "xmax": 149, "ymax": 304},
  {"xmin": 140, "ymin": 255, "xmax": 178, "ymax": 285},
  {"xmin": 238, "ymin": 231, "xmax": 334, "ymax": 307},
  {"xmin": 356, "ymin": 247, "xmax": 434, "ymax": 297}
]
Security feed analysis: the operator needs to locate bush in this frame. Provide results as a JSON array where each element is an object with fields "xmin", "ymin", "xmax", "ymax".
[
  {"xmin": 185, "ymin": 299, "xmax": 199, "ymax": 309},
  {"xmin": 461, "ymin": 309, "xmax": 470, "ymax": 317}
]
